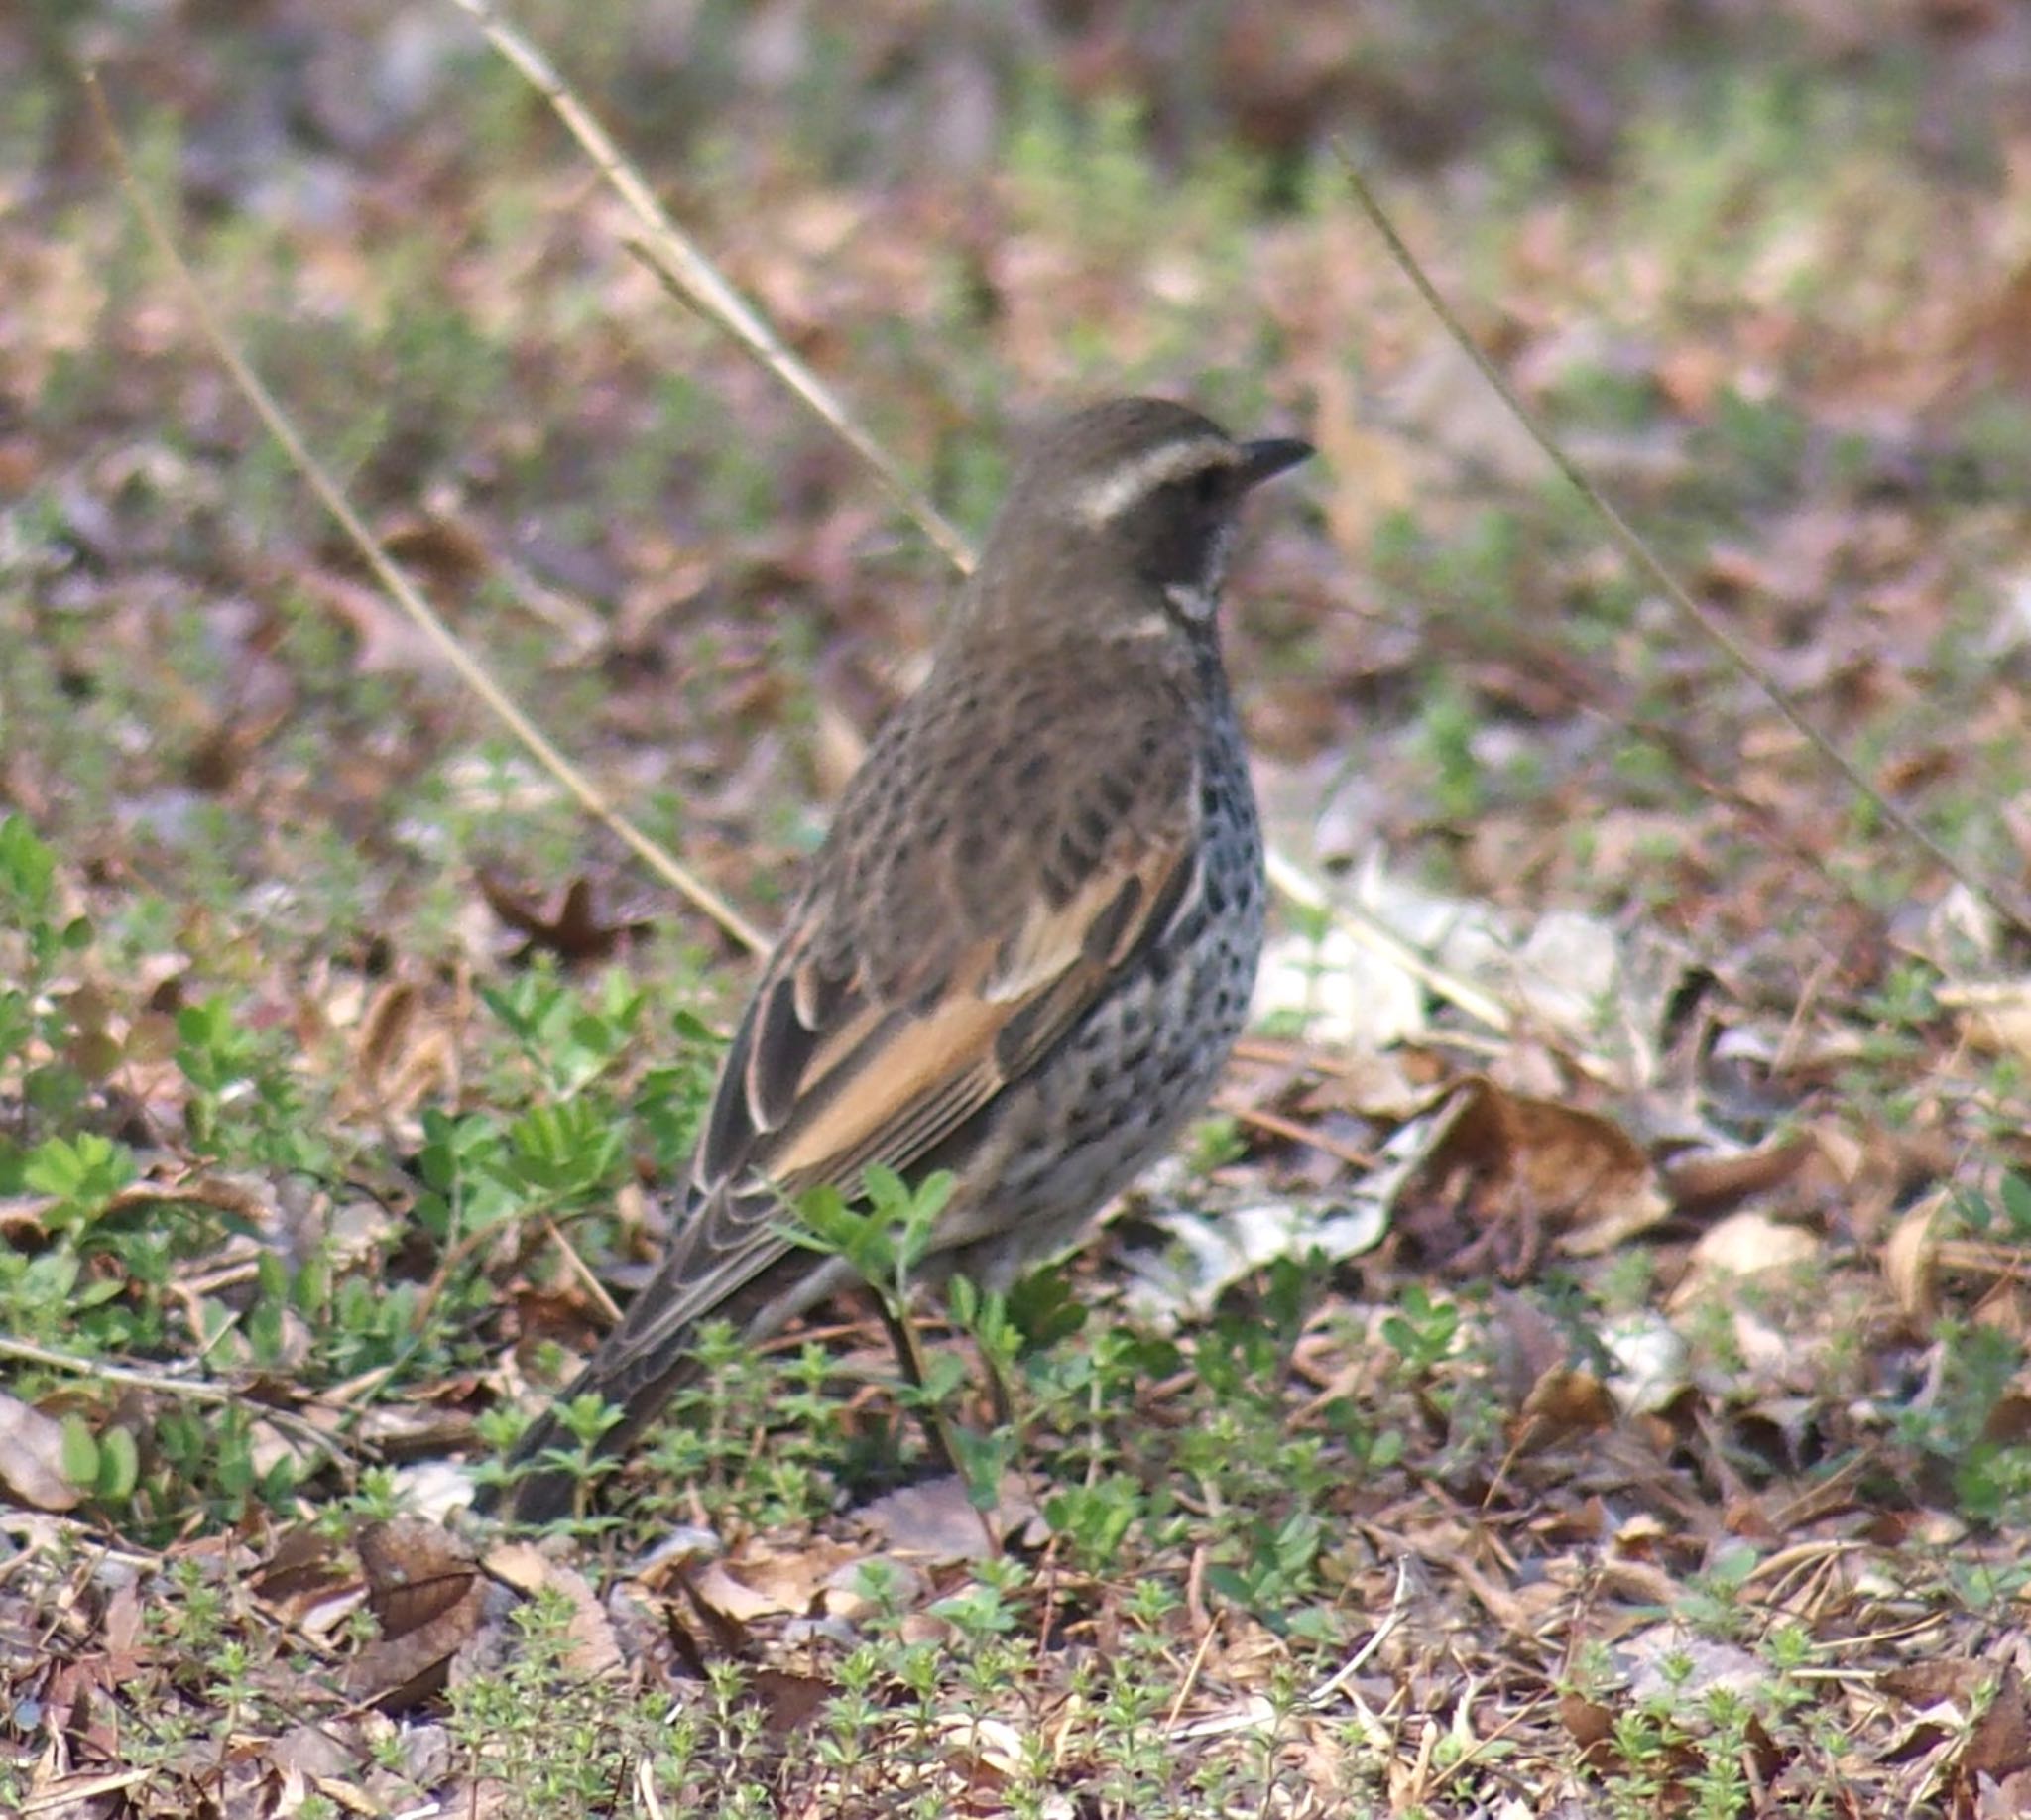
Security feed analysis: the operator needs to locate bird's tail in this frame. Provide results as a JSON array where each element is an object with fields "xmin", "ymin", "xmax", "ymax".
[
  {"xmin": 473, "ymin": 1337, "xmax": 705, "ymax": 1524},
  {"xmin": 472, "ymin": 1204, "xmax": 817, "ymax": 1523}
]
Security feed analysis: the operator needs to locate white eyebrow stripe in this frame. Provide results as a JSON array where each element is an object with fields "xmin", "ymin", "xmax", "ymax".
[{"xmin": 1073, "ymin": 435, "xmax": 1239, "ymax": 526}]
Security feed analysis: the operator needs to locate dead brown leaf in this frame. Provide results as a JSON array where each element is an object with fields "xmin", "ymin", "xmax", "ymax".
[
  {"xmin": 1662, "ymin": 1135, "xmax": 1816, "ymax": 1218},
  {"xmin": 1399, "ymin": 1075, "xmax": 1670, "ymax": 1275},
  {"xmin": 0, "ymin": 1391, "xmax": 81, "ymax": 1512},
  {"xmin": 857, "ymin": 1472, "xmax": 1043, "ymax": 1564},
  {"xmin": 1940, "ymin": 979, "xmax": 2031, "ymax": 1066},
  {"xmin": 1883, "ymin": 1193, "xmax": 1949, "ymax": 1324},
  {"xmin": 749, "ymin": 1667, "xmax": 834, "ymax": 1739},
  {"xmin": 1665, "ymin": 1210, "xmax": 1822, "ymax": 1313},
  {"xmin": 1955, "ymin": 1662, "xmax": 2031, "ymax": 1796},
  {"xmin": 1512, "ymin": 1365, "xmax": 1616, "ymax": 1453},
  {"xmin": 479, "ymin": 871, "xmax": 652, "ymax": 964},
  {"xmin": 300, "ymin": 568, "xmax": 452, "ymax": 678},
  {"xmin": 345, "ymin": 1518, "xmax": 484, "ymax": 1708},
  {"xmin": 685, "ymin": 1559, "xmax": 793, "ymax": 1626},
  {"xmin": 251, "ymin": 1525, "xmax": 363, "ymax": 1636},
  {"xmin": 330, "ymin": 974, "xmax": 464, "ymax": 1126}
]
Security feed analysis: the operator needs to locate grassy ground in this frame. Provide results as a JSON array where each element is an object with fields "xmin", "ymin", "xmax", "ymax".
[{"xmin": 7, "ymin": 2, "xmax": 2031, "ymax": 1814}]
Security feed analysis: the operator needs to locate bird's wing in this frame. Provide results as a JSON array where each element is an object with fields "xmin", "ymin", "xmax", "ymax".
[{"xmin": 597, "ymin": 651, "xmax": 1202, "ymax": 1370}]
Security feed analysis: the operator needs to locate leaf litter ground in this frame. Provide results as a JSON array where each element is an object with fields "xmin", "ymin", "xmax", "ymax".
[{"xmin": 7, "ymin": 5, "xmax": 2031, "ymax": 1814}]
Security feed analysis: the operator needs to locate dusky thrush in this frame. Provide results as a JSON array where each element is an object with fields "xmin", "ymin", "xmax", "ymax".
[{"xmin": 487, "ymin": 396, "xmax": 1311, "ymax": 1521}]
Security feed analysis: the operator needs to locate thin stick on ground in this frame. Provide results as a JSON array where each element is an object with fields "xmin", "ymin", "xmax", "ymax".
[
  {"xmin": 0, "ymin": 1335, "xmax": 351, "ymax": 1461},
  {"xmin": 446, "ymin": 0, "xmax": 979, "ymax": 581},
  {"xmin": 1334, "ymin": 143, "xmax": 2031, "ymax": 946},
  {"xmin": 83, "ymin": 71, "xmax": 768, "ymax": 959}
]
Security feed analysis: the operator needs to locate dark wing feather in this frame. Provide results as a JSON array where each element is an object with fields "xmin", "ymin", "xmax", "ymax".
[{"xmin": 585, "ymin": 637, "xmax": 1202, "ymax": 1382}]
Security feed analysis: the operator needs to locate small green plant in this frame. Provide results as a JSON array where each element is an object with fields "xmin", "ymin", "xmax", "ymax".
[
  {"xmin": 20, "ymin": 1130, "xmax": 136, "ymax": 1232},
  {"xmin": 791, "ymin": 1164, "xmax": 954, "ymax": 1303},
  {"xmin": 1380, "ymin": 1283, "xmax": 1462, "ymax": 1379},
  {"xmin": 1704, "ymin": 386, "xmax": 1809, "ymax": 498},
  {"xmin": 175, "ymin": 992, "xmax": 310, "ymax": 1164},
  {"xmin": 1955, "ymin": 1171, "xmax": 2031, "ymax": 1245},
  {"xmin": 1042, "ymin": 1472, "xmax": 1145, "ymax": 1571},
  {"xmin": 1886, "ymin": 1284, "xmax": 2031, "ymax": 1527},
  {"xmin": 1413, "ymin": 678, "xmax": 1489, "ymax": 824},
  {"xmin": 446, "ymin": 1584, "xmax": 672, "ymax": 1814},
  {"xmin": 632, "ymin": 1322, "xmax": 851, "ymax": 1529},
  {"xmin": 60, "ymin": 1412, "xmax": 141, "ymax": 1505},
  {"xmin": 1675, "ymin": 1543, "xmax": 1760, "ymax": 1638},
  {"xmin": 0, "ymin": 814, "xmax": 98, "ymax": 1141},
  {"xmin": 789, "ymin": 1166, "xmax": 1035, "ymax": 1507},
  {"xmin": 483, "ymin": 963, "xmax": 649, "ymax": 1098},
  {"xmin": 476, "ymin": 1391, "xmax": 630, "ymax": 1524}
]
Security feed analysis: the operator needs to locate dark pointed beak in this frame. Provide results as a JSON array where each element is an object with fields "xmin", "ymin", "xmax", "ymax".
[{"xmin": 1237, "ymin": 436, "xmax": 1314, "ymax": 491}]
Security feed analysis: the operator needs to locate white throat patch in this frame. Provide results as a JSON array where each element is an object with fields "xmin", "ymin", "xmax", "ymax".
[{"xmin": 1074, "ymin": 435, "xmax": 1238, "ymax": 527}]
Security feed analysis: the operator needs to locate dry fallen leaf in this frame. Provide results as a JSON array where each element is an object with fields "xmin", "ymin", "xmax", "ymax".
[
  {"xmin": 300, "ymin": 567, "xmax": 452, "ymax": 677},
  {"xmin": 1955, "ymin": 1660, "xmax": 2031, "ymax": 1796},
  {"xmin": 714, "ymin": 1534, "xmax": 863, "ymax": 1616},
  {"xmin": 253, "ymin": 1524, "xmax": 365, "ymax": 1635},
  {"xmin": 346, "ymin": 1518, "xmax": 485, "ymax": 1707},
  {"xmin": 688, "ymin": 1560, "xmax": 796, "ymax": 1625},
  {"xmin": 1400, "ymin": 1075, "xmax": 1670, "ymax": 1273},
  {"xmin": 0, "ymin": 1391, "xmax": 82, "ymax": 1512},
  {"xmin": 545, "ymin": 1559, "xmax": 623, "ymax": 1679},
  {"xmin": 1252, "ymin": 922, "xmax": 1427, "ymax": 1051},
  {"xmin": 749, "ymin": 1667, "xmax": 835, "ymax": 1740},
  {"xmin": 1511, "ymin": 1365, "xmax": 1616, "ymax": 1452},
  {"xmin": 1882, "ymin": 1193, "xmax": 1948, "ymax": 1323},
  {"xmin": 857, "ymin": 1472, "xmax": 1041, "ymax": 1564},
  {"xmin": 1662, "ymin": 1136, "xmax": 1816, "ymax": 1217},
  {"xmin": 1939, "ymin": 978, "xmax": 2031, "ymax": 1064},
  {"xmin": 1616, "ymin": 1626, "xmax": 1773, "ymax": 1707},
  {"xmin": 1665, "ymin": 1210, "xmax": 1822, "ymax": 1312},
  {"xmin": 479, "ymin": 871, "xmax": 651, "ymax": 964},
  {"xmin": 340, "ymin": 977, "xmax": 461, "ymax": 1121}
]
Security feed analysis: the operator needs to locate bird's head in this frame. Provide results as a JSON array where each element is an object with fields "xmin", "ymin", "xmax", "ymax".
[{"xmin": 973, "ymin": 396, "xmax": 1312, "ymax": 635}]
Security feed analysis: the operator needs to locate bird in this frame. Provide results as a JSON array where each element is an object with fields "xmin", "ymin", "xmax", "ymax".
[{"xmin": 482, "ymin": 396, "xmax": 1311, "ymax": 1522}]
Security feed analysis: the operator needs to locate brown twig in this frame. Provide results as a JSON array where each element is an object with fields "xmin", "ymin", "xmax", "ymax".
[
  {"xmin": 446, "ymin": 0, "xmax": 978, "ymax": 579},
  {"xmin": 538, "ymin": 1213, "xmax": 627, "ymax": 1324},
  {"xmin": 0, "ymin": 1335, "xmax": 350, "ymax": 1461},
  {"xmin": 1333, "ymin": 143, "xmax": 2031, "ymax": 945},
  {"xmin": 1161, "ymin": 1608, "xmax": 1222, "ymax": 1736},
  {"xmin": 1218, "ymin": 1100, "xmax": 1377, "ymax": 1172},
  {"xmin": 83, "ymin": 70, "xmax": 768, "ymax": 957}
]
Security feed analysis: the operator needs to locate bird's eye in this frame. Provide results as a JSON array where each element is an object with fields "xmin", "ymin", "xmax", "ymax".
[{"xmin": 1189, "ymin": 467, "xmax": 1225, "ymax": 506}]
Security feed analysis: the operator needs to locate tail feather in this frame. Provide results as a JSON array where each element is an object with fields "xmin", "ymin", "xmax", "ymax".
[
  {"xmin": 473, "ymin": 1233, "xmax": 842, "ymax": 1523},
  {"xmin": 473, "ymin": 1340, "xmax": 704, "ymax": 1524}
]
